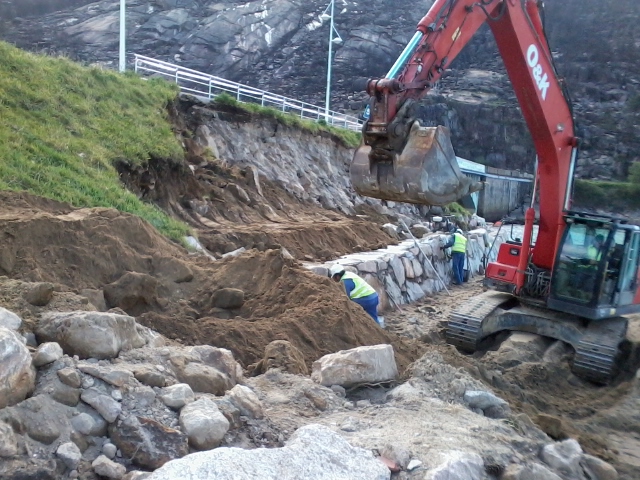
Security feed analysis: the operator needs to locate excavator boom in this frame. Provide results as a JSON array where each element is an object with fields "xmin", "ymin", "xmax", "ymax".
[
  {"xmin": 354, "ymin": 0, "xmax": 640, "ymax": 383},
  {"xmin": 353, "ymin": 0, "xmax": 575, "ymax": 270}
]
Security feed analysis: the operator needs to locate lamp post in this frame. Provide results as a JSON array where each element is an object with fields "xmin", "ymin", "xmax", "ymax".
[
  {"xmin": 320, "ymin": 0, "xmax": 342, "ymax": 121},
  {"xmin": 119, "ymin": 0, "xmax": 126, "ymax": 72}
]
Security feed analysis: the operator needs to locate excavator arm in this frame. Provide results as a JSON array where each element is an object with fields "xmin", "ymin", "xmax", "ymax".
[{"xmin": 351, "ymin": 0, "xmax": 578, "ymax": 269}]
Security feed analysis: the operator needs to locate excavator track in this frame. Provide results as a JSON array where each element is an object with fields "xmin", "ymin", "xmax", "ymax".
[
  {"xmin": 572, "ymin": 317, "xmax": 627, "ymax": 384},
  {"xmin": 446, "ymin": 291, "xmax": 628, "ymax": 384},
  {"xmin": 446, "ymin": 291, "xmax": 513, "ymax": 351}
]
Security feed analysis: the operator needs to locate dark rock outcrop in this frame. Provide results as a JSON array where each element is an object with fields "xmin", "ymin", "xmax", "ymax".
[{"xmin": 2, "ymin": 0, "xmax": 639, "ymax": 179}]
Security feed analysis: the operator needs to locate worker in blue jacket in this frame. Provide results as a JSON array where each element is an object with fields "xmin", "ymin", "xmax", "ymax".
[{"xmin": 329, "ymin": 264, "xmax": 380, "ymax": 326}]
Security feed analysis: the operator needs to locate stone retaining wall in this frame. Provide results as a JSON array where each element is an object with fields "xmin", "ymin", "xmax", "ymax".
[{"xmin": 304, "ymin": 228, "xmax": 512, "ymax": 311}]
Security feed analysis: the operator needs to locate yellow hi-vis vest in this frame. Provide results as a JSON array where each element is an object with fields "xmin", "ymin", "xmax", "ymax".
[
  {"xmin": 587, "ymin": 245, "xmax": 602, "ymax": 261},
  {"xmin": 341, "ymin": 271, "xmax": 376, "ymax": 299},
  {"xmin": 451, "ymin": 233, "xmax": 467, "ymax": 253}
]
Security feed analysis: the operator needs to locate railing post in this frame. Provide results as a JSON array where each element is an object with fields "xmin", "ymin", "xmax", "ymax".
[
  {"xmin": 208, "ymin": 79, "xmax": 212, "ymax": 100},
  {"xmin": 236, "ymin": 84, "xmax": 241, "ymax": 101},
  {"xmin": 261, "ymin": 94, "xmax": 265, "ymax": 107},
  {"xmin": 282, "ymin": 98, "xmax": 286, "ymax": 112},
  {"xmin": 175, "ymin": 70, "xmax": 179, "ymax": 85}
]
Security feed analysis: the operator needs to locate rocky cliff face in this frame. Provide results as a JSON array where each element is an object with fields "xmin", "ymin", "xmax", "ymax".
[{"xmin": 2, "ymin": 0, "xmax": 639, "ymax": 179}]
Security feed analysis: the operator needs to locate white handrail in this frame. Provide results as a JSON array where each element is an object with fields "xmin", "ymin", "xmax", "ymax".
[{"xmin": 133, "ymin": 54, "xmax": 363, "ymax": 132}]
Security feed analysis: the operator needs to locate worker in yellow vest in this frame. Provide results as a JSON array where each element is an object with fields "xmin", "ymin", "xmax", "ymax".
[
  {"xmin": 587, "ymin": 234, "xmax": 604, "ymax": 262},
  {"xmin": 443, "ymin": 228, "xmax": 468, "ymax": 285},
  {"xmin": 329, "ymin": 264, "xmax": 380, "ymax": 326}
]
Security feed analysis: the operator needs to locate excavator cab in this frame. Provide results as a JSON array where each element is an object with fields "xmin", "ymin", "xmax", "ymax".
[{"xmin": 548, "ymin": 214, "xmax": 640, "ymax": 319}]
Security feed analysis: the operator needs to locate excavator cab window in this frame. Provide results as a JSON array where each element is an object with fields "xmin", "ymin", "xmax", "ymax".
[
  {"xmin": 551, "ymin": 221, "xmax": 640, "ymax": 312},
  {"xmin": 552, "ymin": 223, "xmax": 615, "ymax": 304}
]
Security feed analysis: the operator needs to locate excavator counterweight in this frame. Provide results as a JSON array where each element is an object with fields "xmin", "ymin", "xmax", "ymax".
[{"xmin": 351, "ymin": 123, "xmax": 482, "ymax": 205}]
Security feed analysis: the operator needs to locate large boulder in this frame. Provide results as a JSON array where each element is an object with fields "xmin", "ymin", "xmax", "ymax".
[
  {"xmin": 424, "ymin": 450, "xmax": 485, "ymax": 480},
  {"xmin": 170, "ymin": 346, "xmax": 242, "ymax": 395},
  {"xmin": 540, "ymin": 439, "xmax": 584, "ymax": 478},
  {"xmin": 179, "ymin": 398, "xmax": 230, "ymax": 450},
  {"xmin": 36, "ymin": 311, "xmax": 146, "ymax": 359},
  {"xmin": 110, "ymin": 416, "xmax": 189, "ymax": 470},
  {"xmin": 103, "ymin": 272, "xmax": 159, "ymax": 315},
  {"xmin": 0, "ymin": 307, "xmax": 21, "ymax": 330},
  {"xmin": 249, "ymin": 340, "xmax": 308, "ymax": 375},
  {"xmin": 0, "ymin": 327, "xmax": 36, "ymax": 408},
  {"xmin": 311, "ymin": 344, "xmax": 398, "ymax": 388},
  {"xmin": 147, "ymin": 424, "xmax": 390, "ymax": 480}
]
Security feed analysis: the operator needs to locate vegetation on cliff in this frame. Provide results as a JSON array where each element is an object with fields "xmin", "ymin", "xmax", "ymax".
[{"xmin": 0, "ymin": 41, "xmax": 189, "ymax": 240}]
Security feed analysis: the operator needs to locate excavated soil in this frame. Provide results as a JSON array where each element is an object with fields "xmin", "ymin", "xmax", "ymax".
[
  {"xmin": 385, "ymin": 278, "xmax": 640, "ymax": 478},
  {"xmin": 0, "ymin": 191, "xmax": 422, "ymax": 374}
]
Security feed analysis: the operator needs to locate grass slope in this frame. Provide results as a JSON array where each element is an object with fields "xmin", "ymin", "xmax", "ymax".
[{"xmin": 0, "ymin": 42, "xmax": 189, "ymax": 241}]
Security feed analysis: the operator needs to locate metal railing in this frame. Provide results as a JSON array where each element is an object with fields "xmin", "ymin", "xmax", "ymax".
[{"xmin": 133, "ymin": 55, "xmax": 363, "ymax": 132}]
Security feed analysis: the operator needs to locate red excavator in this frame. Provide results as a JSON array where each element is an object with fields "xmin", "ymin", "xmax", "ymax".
[{"xmin": 351, "ymin": 0, "xmax": 640, "ymax": 383}]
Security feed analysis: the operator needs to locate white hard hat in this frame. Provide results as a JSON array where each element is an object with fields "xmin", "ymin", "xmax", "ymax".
[
  {"xmin": 329, "ymin": 264, "xmax": 345, "ymax": 277},
  {"xmin": 456, "ymin": 228, "xmax": 463, "ymax": 234}
]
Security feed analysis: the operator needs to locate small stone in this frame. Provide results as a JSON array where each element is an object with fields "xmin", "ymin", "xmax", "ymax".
[
  {"xmin": 210, "ymin": 288, "xmax": 245, "ymax": 309},
  {"xmin": 51, "ymin": 382, "xmax": 81, "ymax": 407},
  {"xmin": 24, "ymin": 332, "xmax": 37, "ymax": 347},
  {"xmin": 81, "ymin": 388, "xmax": 122, "ymax": 423},
  {"xmin": 343, "ymin": 401, "xmax": 354, "ymax": 410},
  {"xmin": 23, "ymin": 282, "xmax": 54, "ymax": 306},
  {"xmin": 463, "ymin": 390, "xmax": 507, "ymax": 410},
  {"xmin": 356, "ymin": 400, "xmax": 371, "ymax": 408},
  {"xmin": 112, "ymin": 390, "xmax": 123, "ymax": 401},
  {"xmin": 56, "ymin": 442, "xmax": 82, "ymax": 469},
  {"xmin": 134, "ymin": 368, "xmax": 166, "ymax": 388},
  {"xmin": 159, "ymin": 383, "xmax": 194, "ymax": 409},
  {"xmin": 69, "ymin": 470, "xmax": 79, "ymax": 479},
  {"xmin": 340, "ymin": 417, "xmax": 357, "ymax": 432},
  {"xmin": 103, "ymin": 442, "xmax": 118, "ymax": 459},
  {"xmin": 82, "ymin": 376, "xmax": 95, "ymax": 389},
  {"xmin": 381, "ymin": 444, "xmax": 411, "ymax": 469},
  {"xmin": 92, "ymin": 454, "xmax": 126, "ymax": 479},
  {"xmin": 226, "ymin": 384, "xmax": 264, "ymax": 419},
  {"xmin": 0, "ymin": 422, "xmax": 18, "ymax": 457},
  {"xmin": 71, "ymin": 413, "xmax": 97, "ymax": 436},
  {"xmin": 57, "ymin": 368, "xmax": 82, "ymax": 388},
  {"xmin": 407, "ymin": 459, "xmax": 422, "ymax": 471},
  {"xmin": 330, "ymin": 385, "xmax": 346, "ymax": 398},
  {"xmin": 180, "ymin": 398, "xmax": 230, "ymax": 450}
]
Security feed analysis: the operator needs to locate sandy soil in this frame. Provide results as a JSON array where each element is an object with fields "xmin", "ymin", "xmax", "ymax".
[{"xmin": 384, "ymin": 277, "xmax": 640, "ymax": 478}]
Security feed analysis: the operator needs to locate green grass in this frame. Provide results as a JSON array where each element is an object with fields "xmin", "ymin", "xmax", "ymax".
[
  {"xmin": 573, "ymin": 179, "xmax": 640, "ymax": 210},
  {"xmin": 0, "ymin": 42, "xmax": 189, "ymax": 242},
  {"xmin": 214, "ymin": 93, "xmax": 362, "ymax": 148}
]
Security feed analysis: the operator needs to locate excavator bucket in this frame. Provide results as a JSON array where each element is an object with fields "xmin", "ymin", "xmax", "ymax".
[{"xmin": 351, "ymin": 122, "xmax": 483, "ymax": 205}]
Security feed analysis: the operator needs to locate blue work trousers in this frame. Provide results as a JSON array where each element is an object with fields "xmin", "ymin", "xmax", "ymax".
[
  {"xmin": 452, "ymin": 252, "xmax": 465, "ymax": 285},
  {"xmin": 352, "ymin": 293, "xmax": 380, "ymax": 325}
]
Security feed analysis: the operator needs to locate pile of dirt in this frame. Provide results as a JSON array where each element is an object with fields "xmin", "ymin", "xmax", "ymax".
[
  {"xmin": 0, "ymin": 191, "xmax": 422, "ymax": 373},
  {"xmin": 0, "ymin": 191, "xmax": 187, "ymax": 288},
  {"xmin": 138, "ymin": 249, "xmax": 423, "ymax": 372}
]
